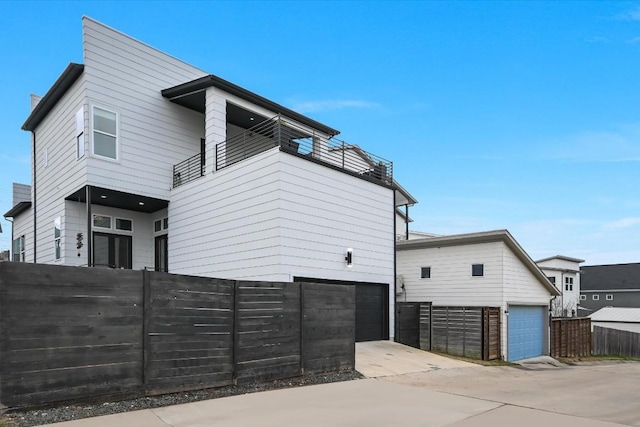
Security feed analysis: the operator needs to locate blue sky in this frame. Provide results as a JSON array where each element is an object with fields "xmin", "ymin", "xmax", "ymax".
[{"xmin": 1, "ymin": 1, "xmax": 640, "ymax": 265}]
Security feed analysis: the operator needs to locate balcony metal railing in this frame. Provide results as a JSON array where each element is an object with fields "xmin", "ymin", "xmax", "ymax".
[
  {"xmin": 173, "ymin": 152, "xmax": 204, "ymax": 188},
  {"xmin": 214, "ymin": 115, "xmax": 393, "ymax": 185}
]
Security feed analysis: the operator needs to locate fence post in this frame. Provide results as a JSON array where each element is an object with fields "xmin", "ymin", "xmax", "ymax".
[
  {"xmin": 142, "ymin": 269, "xmax": 151, "ymax": 391},
  {"xmin": 232, "ymin": 280, "xmax": 239, "ymax": 384}
]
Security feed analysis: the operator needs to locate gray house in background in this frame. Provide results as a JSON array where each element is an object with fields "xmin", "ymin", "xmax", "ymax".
[{"xmin": 580, "ymin": 263, "xmax": 640, "ymax": 313}]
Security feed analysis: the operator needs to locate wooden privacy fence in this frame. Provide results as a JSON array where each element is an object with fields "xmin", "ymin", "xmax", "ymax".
[
  {"xmin": 396, "ymin": 303, "xmax": 500, "ymax": 360},
  {"xmin": 593, "ymin": 326, "xmax": 640, "ymax": 358},
  {"xmin": 0, "ymin": 262, "xmax": 355, "ymax": 408},
  {"xmin": 550, "ymin": 317, "xmax": 591, "ymax": 358}
]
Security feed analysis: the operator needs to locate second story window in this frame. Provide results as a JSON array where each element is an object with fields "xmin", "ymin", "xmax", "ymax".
[
  {"xmin": 472, "ymin": 264, "xmax": 484, "ymax": 277},
  {"xmin": 92, "ymin": 106, "xmax": 118, "ymax": 160},
  {"xmin": 565, "ymin": 276, "xmax": 574, "ymax": 291},
  {"xmin": 76, "ymin": 106, "xmax": 85, "ymax": 158}
]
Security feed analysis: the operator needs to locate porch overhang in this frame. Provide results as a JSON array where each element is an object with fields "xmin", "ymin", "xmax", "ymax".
[
  {"xmin": 65, "ymin": 186, "xmax": 169, "ymax": 213},
  {"xmin": 161, "ymin": 74, "xmax": 340, "ymax": 137}
]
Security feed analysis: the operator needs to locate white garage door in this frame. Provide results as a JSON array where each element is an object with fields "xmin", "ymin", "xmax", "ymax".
[{"xmin": 508, "ymin": 305, "xmax": 546, "ymax": 362}]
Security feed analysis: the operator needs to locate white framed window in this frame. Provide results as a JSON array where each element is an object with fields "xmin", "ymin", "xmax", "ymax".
[
  {"xmin": 580, "ymin": 294, "xmax": 586, "ymax": 301},
  {"xmin": 93, "ymin": 214, "xmax": 112, "ymax": 229},
  {"xmin": 92, "ymin": 106, "xmax": 118, "ymax": 160},
  {"xmin": 472, "ymin": 264, "xmax": 484, "ymax": 277},
  {"xmin": 76, "ymin": 106, "xmax": 85, "ymax": 158},
  {"xmin": 54, "ymin": 217, "xmax": 61, "ymax": 260},
  {"xmin": 606, "ymin": 294, "xmax": 614, "ymax": 301},
  {"xmin": 565, "ymin": 276, "xmax": 574, "ymax": 291},
  {"xmin": 420, "ymin": 267, "xmax": 431, "ymax": 279},
  {"xmin": 12, "ymin": 235, "xmax": 25, "ymax": 262},
  {"xmin": 593, "ymin": 295, "xmax": 600, "ymax": 301}
]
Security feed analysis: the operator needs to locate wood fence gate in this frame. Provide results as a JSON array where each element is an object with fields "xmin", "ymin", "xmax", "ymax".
[{"xmin": 550, "ymin": 317, "xmax": 591, "ymax": 358}]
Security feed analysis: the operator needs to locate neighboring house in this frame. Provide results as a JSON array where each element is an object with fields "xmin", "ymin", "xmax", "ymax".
[
  {"xmin": 536, "ymin": 255, "xmax": 585, "ymax": 317},
  {"xmin": 0, "ymin": 251, "xmax": 9, "ymax": 262},
  {"xmin": 396, "ymin": 229, "xmax": 560, "ymax": 361},
  {"xmin": 589, "ymin": 307, "xmax": 640, "ymax": 334},
  {"xmin": 3, "ymin": 17, "xmax": 404, "ymax": 341},
  {"xmin": 580, "ymin": 263, "xmax": 640, "ymax": 312}
]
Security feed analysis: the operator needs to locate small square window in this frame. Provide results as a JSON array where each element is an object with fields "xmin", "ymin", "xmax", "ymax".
[
  {"xmin": 421, "ymin": 267, "xmax": 431, "ymax": 279},
  {"xmin": 115, "ymin": 218, "xmax": 132, "ymax": 231},
  {"xmin": 606, "ymin": 294, "xmax": 614, "ymax": 301},
  {"xmin": 93, "ymin": 215, "xmax": 111, "ymax": 229},
  {"xmin": 472, "ymin": 264, "xmax": 484, "ymax": 277},
  {"xmin": 548, "ymin": 276, "xmax": 556, "ymax": 285},
  {"xmin": 580, "ymin": 295, "xmax": 586, "ymax": 300},
  {"xmin": 593, "ymin": 295, "xmax": 600, "ymax": 301}
]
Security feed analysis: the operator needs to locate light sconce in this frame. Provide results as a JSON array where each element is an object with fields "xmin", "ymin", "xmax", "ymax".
[{"xmin": 345, "ymin": 248, "xmax": 353, "ymax": 268}]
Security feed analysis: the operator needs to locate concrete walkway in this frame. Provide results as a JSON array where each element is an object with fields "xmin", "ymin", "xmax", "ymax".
[
  {"xmin": 355, "ymin": 340, "xmax": 475, "ymax": 377},
  {"xmin": 42, "ymin": 342, "xmax": 638, "ymax": 427},
  {"xmin": 44, "ymin": 376, "xmax": 627, "ymax": 427}
]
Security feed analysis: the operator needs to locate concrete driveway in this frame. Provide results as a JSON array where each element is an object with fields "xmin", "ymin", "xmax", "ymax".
[{"xmin": 44, "ymin": 343, "xmax": 639, "ymax": 427}]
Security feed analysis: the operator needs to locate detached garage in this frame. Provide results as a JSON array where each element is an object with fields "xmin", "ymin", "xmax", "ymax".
[{"xmin": 396, "ymin": 230, "xmax": 559, "ymax": 361}]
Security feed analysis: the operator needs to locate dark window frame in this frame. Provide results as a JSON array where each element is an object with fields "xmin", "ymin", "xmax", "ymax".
[{"xmin": 420, "ymin": 267, "xmax": 431, "ymax": 279}]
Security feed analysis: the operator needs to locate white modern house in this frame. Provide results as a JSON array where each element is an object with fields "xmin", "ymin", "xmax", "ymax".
[
  {"xmin": 536, "ymin": 255, "xmax": 584, "ymax": 317},
  {"xmin": 3, "ymin": 17, "xmax": 412, "ymax": 341},
  {"xmin": 396, "ymin": 230, "xmax": 560, "ymax": 361}
]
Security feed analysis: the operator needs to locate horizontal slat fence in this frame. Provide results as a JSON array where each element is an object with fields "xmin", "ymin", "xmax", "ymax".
[
  {"xmin": 394, "ymin": 304, "xmax": 500, "ymax": 360},
  {"xmin": 550, "ymin": 317, "xmax": 591, "ymax": 358},
  {"xmin": 0, "ymin": 263, "xmax": 355, "ymax": 408},
  {"xmin": 593, "ymin": 326, "xmax": 640, "ymax": 358}
]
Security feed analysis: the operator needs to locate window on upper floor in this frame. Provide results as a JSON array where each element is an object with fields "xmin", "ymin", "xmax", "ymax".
[
  {"xmin": 76, "ymin": 106, "xmax": 85, "ymax": 158},
  {"xmin": 92, "ymin": 106, "xmax": 118, "ymax": 160},
  {"xmin": 154, "ymin": 218, "xmax": 169, "ymax": 233},
  {"xmin": 593, "ymin": 294, "xmax": 599, "ymax": 301},
  {"xmin": 54, "ymin": 217, "xmax": 61, "ymax": 260},
  {"xmin": 580, "ymin": 294, "xmax": 586, "ymax": 300},
  {"xmin": 606, "ymin": 294, "xmax": 614, "ymax": 301},
  {"xmin": 12, "ymin": 235, "xmax": 25, "ymax": 262},
  {"xmin": 420, "ymin": 267, "xmax": 431, "ymax": 279},
  {"xmin": 548, "ymin": 276, "xmax": 556, "ymax": 285},
  {"xmin": 472, "ymin": 264, "xmax": 484, "ymax": 277},
  {"xmin": 565, "ymin": 276, "xmax": 574, "ymax": 291}
]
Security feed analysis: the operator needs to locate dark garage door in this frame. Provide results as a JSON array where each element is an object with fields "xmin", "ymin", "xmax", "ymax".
[
  {"xmin": 355, "ymin": 283, "xmax": 388, "ymax": 342},
  {"xmin": 293, "ymin": 277, "xmax": 388, "ymax": 342}
]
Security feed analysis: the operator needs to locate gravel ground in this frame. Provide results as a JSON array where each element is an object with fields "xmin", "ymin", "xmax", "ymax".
[{"xmin": 2, "ymin": 370, "xmax": 363, "ymax": 426}]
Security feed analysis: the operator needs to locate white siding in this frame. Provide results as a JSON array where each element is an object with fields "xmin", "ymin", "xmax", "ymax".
[
  {"xmin": 397, "ymin": 242, "xmax": 505, "ymax": 307},
  {"xmin": 82, "ymin": 17, "xmax": 207, "ymax": 200},
  {"xmin": 169, "ymin": 149, "xmax": 282, "ymax": 280},
  {"xmin": 32, "ymin": 73, "xmax": 87, "ymax": 264}
]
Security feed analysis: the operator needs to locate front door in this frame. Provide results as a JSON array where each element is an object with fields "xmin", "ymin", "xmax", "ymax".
[
  {"xmin": 155, "ymin": 234, "xmax": 168, "ymax": 272},
  {"xmin": 93, "ymin": 232, "xmax": 132, "ymax": 269}
]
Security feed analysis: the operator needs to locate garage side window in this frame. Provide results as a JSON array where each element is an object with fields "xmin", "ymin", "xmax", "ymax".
[
  {"xmin": 471, "ymin": 264, "xmax": 484, "ymax": 277},
  {"xmin": 420, "ymin": 267, "xmax": 431, "ymax": 279}
]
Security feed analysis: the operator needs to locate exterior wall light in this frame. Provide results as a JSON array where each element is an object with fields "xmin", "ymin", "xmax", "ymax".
[{"xmin": 345, "ymin": 248, "xmax": 353, "ymax": 267}]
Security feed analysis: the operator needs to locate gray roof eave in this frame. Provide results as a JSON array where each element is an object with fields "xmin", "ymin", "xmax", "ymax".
[
  {"xmin": 162, "ymin": 74, "xmax": 340, "ymax": 137},
  {"xmin": 22, "ymin": 63, "xmax": 85, "ymax": 132}
]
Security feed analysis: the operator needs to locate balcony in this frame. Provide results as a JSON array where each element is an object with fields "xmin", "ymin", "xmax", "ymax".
[
  {"xmin": 216, "ymin": 116, "xmax": 392, "ymax": 184},
  {"xmin": 172, "ymin": 116, "xmax": 393, "ymax": 189}
]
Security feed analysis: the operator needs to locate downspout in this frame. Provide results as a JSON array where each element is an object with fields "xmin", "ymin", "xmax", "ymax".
[
  {"xmin": 31, "ymin": 130, "xmax": 37, "ymax": 263},
  {"xmin": 404, "ymin": 204, "xmax": 409, "ymax": 240}
]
